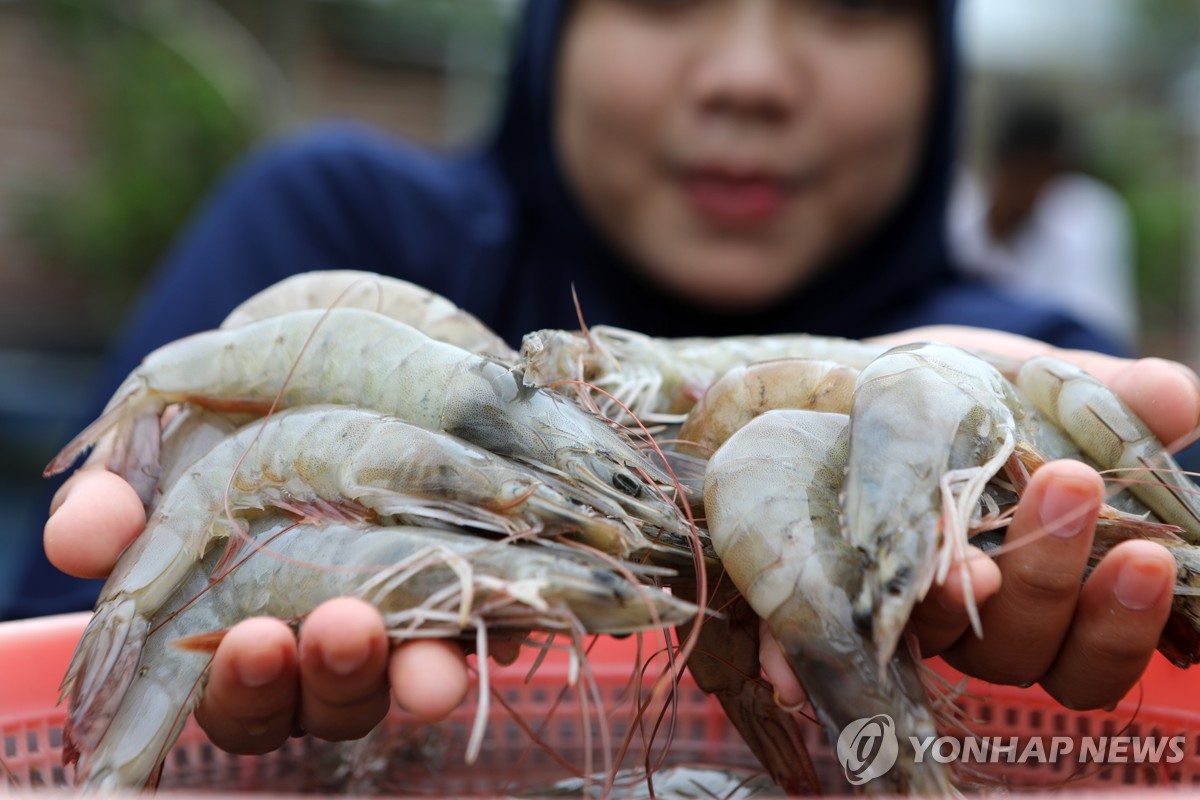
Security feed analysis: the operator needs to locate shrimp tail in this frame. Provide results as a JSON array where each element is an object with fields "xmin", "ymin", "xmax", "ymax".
[
  {"xmin": 675, "ymin": 590, "xmax": 824, "ymax": 796},
  {"xmin": 43, "ymin": 376, "xmax": 162, "ymax": 504},
  {"xmin": 1159, "ymin": 614, "xmax": 1200, "ymax": 668},
  {"xmin": 60, "ymin": 599, "xmax": 150, "ymax": 768},
  {"xmin": 169, "ymin": 628, "xmax": 230, "ymax": 654}
]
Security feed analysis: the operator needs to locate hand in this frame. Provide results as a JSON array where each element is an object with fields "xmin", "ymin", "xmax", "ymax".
[
  {"xmin": 44, "ymin": 469, "xmax": 473, "ymax": 753},
  {"xmin": 766, "ymin": 330, "xmax": 1199, "ymax": 711}
]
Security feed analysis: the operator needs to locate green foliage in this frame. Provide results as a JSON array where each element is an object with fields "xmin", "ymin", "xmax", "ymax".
[
  {"xmin": 19, "ymin": 0, "xmax": 255, "ymax": 324},
  {"xmin": 1089, "ymin": 106, "xmax": 1189, "ymax": 329},
  {"xmin": 318, "ymin": 0, "xmax": 514, "ymax": 70}
]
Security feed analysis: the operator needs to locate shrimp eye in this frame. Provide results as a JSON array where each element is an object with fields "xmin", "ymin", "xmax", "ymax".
[
  {"xmin": 612, "ymin": 471, "xmax": 642, "ymax": 497},
  {"xmin": 885, "ymin": 566, "xmax": 911, "ymax": 596}
]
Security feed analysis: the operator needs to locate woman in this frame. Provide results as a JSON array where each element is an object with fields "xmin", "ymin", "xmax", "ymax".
[{"xmin": 33, "ymin": 0, "xmax": 1191, "ymax": 757}]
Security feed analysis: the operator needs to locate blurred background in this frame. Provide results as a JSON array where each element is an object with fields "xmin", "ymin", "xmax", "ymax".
[{"xmin": 0, "ymin": 0, "xmax": 1196, "ymax": 607}]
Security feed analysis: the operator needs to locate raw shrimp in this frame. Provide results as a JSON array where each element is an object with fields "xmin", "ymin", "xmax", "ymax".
[
  {"xmin": 843, "ymin": 343, "xmax": 1018, "ymax": 668},
  {"xmin": 676, "ymin": 359, "xmax": 859, "ymax": 457},
  {"xmin": 704, "ymin": 409, "xmax": 957, "ymax": 795},
  {"xmin": 61, "ymin": 405, "xmax": 665, "ymax": 774},
  {"xmin": 1016, "ymin": 355, "xmax": 1200, "ymax": 543},
  {"xmin": 44, "ymin": 308, "xmax": 691, "ymax": 543},
  {"xmin": 519, "ymin": 325, "xmax": 887, "ymax": 423},
  {"xmin": 153, "ymin": 408, "xmax": 241, "ymax": 504},
  {"xmin": 69, "ymin": 516, "xmax": 698, "ymax": 791},
  {"xmin": 221, "ymin": 269, "xmax": 517, "ymax": 360}
]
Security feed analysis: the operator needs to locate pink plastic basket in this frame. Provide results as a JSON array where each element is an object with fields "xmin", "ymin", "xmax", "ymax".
[{"xmin": 4, "ymin": 613, "xmax": 1200, "ymax": 796}]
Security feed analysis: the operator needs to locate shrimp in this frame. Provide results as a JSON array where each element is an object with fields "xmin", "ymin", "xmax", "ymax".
[
  {"xmin": 676, "ymin": 358, "xmax": 859, "ymax": 457},
  {"xmin": 843, "ymin": 343, "xmax": 1019, "ymax": 669},
  {"xmin": 61, "ymin": 405, "xmax": 668, "ymax": 775},
  {"xmin": 44, "ymin": 308, "xmax": 691, "ymax": 543},
  {"xmin": 519, "ymin": 325, "xmax": 888, "ymax": 424},
  {"xmin": 1016, "ymin": 355, "xmax": 1200, "ymax": 543},
  {"xmin": 153, "ymin": 408, "xmax": 242, "ymax": 503},
  {"xmin": 221, "ymin": 269, "xmax": 517, "ymax": 360},
  {"xmin": 704, "ymin": 409, "xmax": 957, "ymax": 795},
  {"xmin": 69, "ymin": 516, "xmax": 698, "ymax": 790}
]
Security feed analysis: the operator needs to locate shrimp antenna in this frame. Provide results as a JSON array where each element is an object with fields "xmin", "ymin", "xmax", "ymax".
[
  {"xmin": 571, "ymin": 284, "xmax": 619, "ymax": 371},
  {"xmin": 571, "ymin": 283, "xmax": 594, "ymax": 348}
]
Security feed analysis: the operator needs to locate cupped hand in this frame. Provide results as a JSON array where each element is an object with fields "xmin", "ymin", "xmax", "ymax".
[
  {"xmin": 44, "ymin": 469, "xmax": 473, "ymax": 753},
  {"xmin": 761, "ymin": 335, "xmax": 1196, "ymax": 711},
  {"xmin": 193, "ymin": 600, "xmax": 468, "ymax": 752},
  {"xmin": 913, "ymin": 459, "xmax": 1175, "ymax": 710},
  {"xmin": 850, "ymin": 329, "xmax": 1198, "ymax": 710}
]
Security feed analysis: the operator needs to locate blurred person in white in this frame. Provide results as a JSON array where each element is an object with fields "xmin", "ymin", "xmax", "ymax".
[{"xmin": 949, "ymin": 96, "xmax": 1139, "ymax": 351}]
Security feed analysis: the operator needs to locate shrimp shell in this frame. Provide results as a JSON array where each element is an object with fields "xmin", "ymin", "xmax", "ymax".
[
  {"xmin": 677, "ymin": 358, "xmax": 859, "ymax": 456},
  {"xmin": 45, "ymin": 308, "xmax": 691, "ymax": 543},
  {"xmin": 519, "ymin": 325, "xmax": 887, "ymax": 423},
  {"xmin": 222, "ymin": 270, "xmax": 516, "ymax": 359}
]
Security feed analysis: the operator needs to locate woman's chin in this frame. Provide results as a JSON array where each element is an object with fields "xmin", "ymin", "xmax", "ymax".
[{"xmin": 654, "ymin": 268, "xmax": 808, "ymax": 314}]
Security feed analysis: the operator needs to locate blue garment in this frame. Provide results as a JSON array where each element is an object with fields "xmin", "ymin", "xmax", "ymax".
[{"xmin": 10, "ymin": 0, "xmax": 1125, "ymax": 619}]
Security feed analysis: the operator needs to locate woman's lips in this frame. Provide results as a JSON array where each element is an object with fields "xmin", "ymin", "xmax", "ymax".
[{"xmin": 681, "ymin": 170, "xmax": 788, "ymax": 228}]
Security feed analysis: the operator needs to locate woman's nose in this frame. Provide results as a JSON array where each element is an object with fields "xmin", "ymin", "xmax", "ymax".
[{"xmin": 690, "ymin": 2, "xmax": 804, "ymax": 124}]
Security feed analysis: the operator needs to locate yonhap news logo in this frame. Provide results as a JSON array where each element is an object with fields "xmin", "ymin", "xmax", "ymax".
[
  {"xmin": 837, "ymin": 715, "xmax": 899, "ymax": 785},
  {"xmin": 836, "ymin": 714, "xmax": 1187, "ymax": 786}
]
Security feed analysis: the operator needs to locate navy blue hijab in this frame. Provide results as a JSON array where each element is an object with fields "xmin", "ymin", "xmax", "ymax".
[
  {"xmin": 465, "ymin": 0, "xmax": 1116, "ymax": 345},
  {"xmin": 486, "ymin": 0, "xmax": 965, "ymax": 339},
  {"xmin": 11, "ymin": 0, "xmax": 1120, "ymax": 619}
]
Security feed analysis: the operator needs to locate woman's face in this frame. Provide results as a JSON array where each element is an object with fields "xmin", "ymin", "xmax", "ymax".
[{"xmin": 556, "ymin": 0, "xmax": 935, "ymax": 310}]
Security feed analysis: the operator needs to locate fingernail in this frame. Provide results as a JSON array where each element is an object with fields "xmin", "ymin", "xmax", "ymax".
[
  {"xmin": 1040, "ymin": 482, "xmax": 1091, "ymax": 538},
  {"xmin": 319, "ymin": 643, "xmax": 369, "ymax": 677},
  {"xmin": 1114, "ymin": 559, "xmax": 1168, "ymax": 611},
  {"xmin": 237, "ymin": 649, "xmax": 285, "ymax": 688},
  {"xmin": 242, "ymin": 719, "xmax": 271, "ymax": 737}
]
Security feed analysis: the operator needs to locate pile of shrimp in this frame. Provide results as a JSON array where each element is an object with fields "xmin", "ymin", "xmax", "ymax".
[{"xmin": 45, "ymin": 270, "xmax": 1200, "ymax": 796}]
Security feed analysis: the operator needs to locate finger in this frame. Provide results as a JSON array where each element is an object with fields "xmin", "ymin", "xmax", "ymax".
[
  {"xmin": 296, "ymin": 598, "xmax": 391, "ymax": 741},
  {"xmin": 194, "ymin": 618, "xmax": 300, "ymax": 754},
  {"xmin": 1039, "ymin": 540, "xmax": 1175, "ymax": 710},
  {"xmin": 389, "ymin": 639, "xmax": 470, "ymax": 722},
  {"xmin": 867, "ymin": 325, "xmax": 1056, "ymax": 358},
  {"xmin": 942, "ymin": 460, "xmax": 1103, "ymax": 685},
  {"xmin": 911, "ymin": 545, "xmax": 1001, "ymax": 656},
  {"xmin": 44, "ymin": 470, "xmax": 146, "ymax": 578},
  {"xmin": 1104, "ymin": 358, "xmax": 1200, "ymax": 450},
  {"xmin": 758, "ymin": 620, "xmax": 805, "ymax": 708}
]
